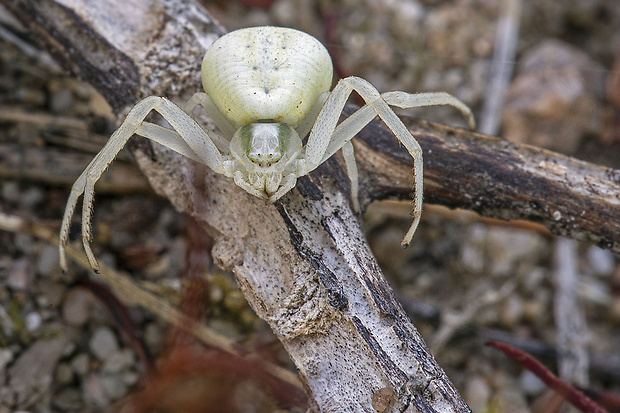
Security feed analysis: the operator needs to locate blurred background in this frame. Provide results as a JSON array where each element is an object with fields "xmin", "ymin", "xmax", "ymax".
[{"xmin": 0, "ymin": 0, "xmax": 619, "ymax": 411}]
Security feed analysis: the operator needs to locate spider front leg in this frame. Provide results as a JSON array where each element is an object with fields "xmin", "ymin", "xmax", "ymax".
[
  {"xmin": 59, "ymin": 96, "xmax": 226, "ymax": 272},
  {"xmin": 304, "ymin": 76, "xmax": 474, "ymax": 247}
]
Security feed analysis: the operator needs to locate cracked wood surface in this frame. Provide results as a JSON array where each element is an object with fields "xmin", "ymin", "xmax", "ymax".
[{"xmin": 4, "ymin": 0, "xmax": 620, "ymax": 411}]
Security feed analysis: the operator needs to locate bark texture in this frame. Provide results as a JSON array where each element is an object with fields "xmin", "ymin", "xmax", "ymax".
[
  {"xmin": 3, "ymin": 0, "xmax": 620, "ymax": 411},
  {"xmin": 353, "ymin": 116, "xmax": 620, "ymax": 254}
]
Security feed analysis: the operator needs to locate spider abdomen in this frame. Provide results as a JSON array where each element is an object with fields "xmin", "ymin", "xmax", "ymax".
[{"xmin": 201, "ymin": 26, "xmax": 333, "ymax": 129}]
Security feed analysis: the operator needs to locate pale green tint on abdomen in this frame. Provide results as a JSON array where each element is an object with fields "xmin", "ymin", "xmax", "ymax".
[{"xmin": 201, "ymin": 26, "xmax": 334, "ymax": 129}]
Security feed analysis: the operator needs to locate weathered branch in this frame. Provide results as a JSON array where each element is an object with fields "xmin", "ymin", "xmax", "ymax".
[
  {"xmin": 352, "ymin": 115, "xmax": 620, "ymax": 254},
  {"xmin": 4, "ymin": 0, "xmax": 619, "ymax": 411}
]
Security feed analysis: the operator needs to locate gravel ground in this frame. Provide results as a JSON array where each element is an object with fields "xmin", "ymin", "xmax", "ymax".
[{"xmin": 1, "ymin": 0, "xmax": 620, "ymax": 412}]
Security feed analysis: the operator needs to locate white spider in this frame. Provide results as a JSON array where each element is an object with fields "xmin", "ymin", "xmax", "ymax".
[{"xmin": 59, "ymin": 26, "xmax": 475, "ymax": 273}]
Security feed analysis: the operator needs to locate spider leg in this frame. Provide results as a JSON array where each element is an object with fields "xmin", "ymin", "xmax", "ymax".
[
  {"xmin": 319, "ymin": 88, "xmax": 476, "ymax": 163},
  {"xmin": 382, "ymin": 91, "xmax": 476, "ymax": 130},
  {"xmin": 321, "ymin": 105, "xmax": 376, "ymax": 163},
  {"xmin": 135, "ymin": 122, "xmax": 204, "ymax": 163},
  {"xmin": 304, "ymin": 77, "xmax": 426, "ymax": 247},
  {"xmin": 341, "ymin": 141, "xmax": 360, "ymax": 212},
  {"xmin": 60, "ymin": 96, "xmax": 226, "ymax": 272},
  {"xmin": 305, "ymin": 78, "xmax": 475, "ymax": 247},
  {"xmin": 184, "ymin": 92, "xmax": 237, "ymax": 144},
  {"xmin": 321, "ymin": 90, "xmax": 475, "ymax": 162}
]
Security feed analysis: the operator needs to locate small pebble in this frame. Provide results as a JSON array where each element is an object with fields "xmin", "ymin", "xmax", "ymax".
[
  {"xmin": 37, "ymin": 279, "xmax": 66, "ymax": 308},
  {"xmin": 62, "ymin": 288, "xmax": 92, "ymax": 327},
  {"xmin": 271, "ymin": 0, "xmax": 296, "ymax": 26},
  {"xmin": 14, "ymin": 233, "xmax": 36, "ymax": 255},
  {"xmin": 489, "ymin": 388, "xmax": 529, "ymax": 413},
  {"xmin": 89, "ymin": 327, "xmax": 119, "ymax": 361},
  {"xmin": 579, "ymin": 278, "xmax": 612, "ymax": 306},
  {"xmin": 19, "ymin": 187, "xmax": 44, "ymax": 208},
  {"xmin": 210, "ymin": 284, "xmax": 224, "ymax": 303},
  {"xmin": 610, "ymin": 298, "xmax": 620, "ymax": 322},
  {"xmin": 503, "ymin": 39, "xmax": 604, "ymax": 153},
  {"xmin": 82, "ymin": 374, "xmax": 108, "ymax": 406},
  {"xmin": 464, "ymin": 375, "xmax": 491, "ymax": 412},
  {"xmin": 7, "ymin": 258, "xmax": 35, "ymax": 291},
  {"xmin": 102, "ymin": 348, "xmax": 134, "ymax": 373},
  {"xmin": 62, "ymin": 340, "xmax": 77, "ymax": 358},
  {"xmin": 586, "ymin": 246, "xmax": 615, "ymax": 276},
  {"xmin": 100, "ymin": 374, "xmax": 128, "ymax": 400},
  {"xmin": 522, "ymin": 267, "xmax": 546, "ymax": 293},
  {"xmin": 459, "ymin": 224, "xmax": 487, "ymax": 273},
  {"xmin": 122, "ymin": 371, "xmax": 140, "ymax": 387},
  {"xmin": 143, "ymin": 322, "xmax": 164, "ymax": 354},
  {"xmin": 15, "ymin": 87, "xmax": 46, "ymax": 106},
  {"xmin": 24, "ymin": 312, "xmax": 41, "ymax": 332},
  {"xmin": 55, "ymin": 362, "xmax": 74, "ymax": 384},
  {"xmin": 143, "ymin": 255, "xmax": 170, "ymax": 279},
  {"xmin": 36, "ymin": 244, "xmax": 60, "ymax": 277},
  {"xmin": 519, "ymin": 370, "xmax": 545, "ymax": 396},
  {"xmin": 208, "ymin": 319, "xmax": 243, "ymax": 341},
  {"xmin": 9, "ymin": 337, "xmax": 67, "ymax": 406},
  {"xmin": 71, "ymin": 353, "xmax": 90, "ymax": 376},
  {"xmin": 1, "ymin": 181, "xmax": 20, "ymax": 203},
  {"xmin": 499, "ymin": 295, "xmax": 523, "ymax": 328},
  {"xmin": 522, "ymin": 298, "xmax": 546, "ymax": 322},
  {"xmin": 485, "ymin": 228, "xmax": 545, "ymax": 277},
  {"xmin": 460, "ymin": 243, "xmax": 485, "ymax": 273}
]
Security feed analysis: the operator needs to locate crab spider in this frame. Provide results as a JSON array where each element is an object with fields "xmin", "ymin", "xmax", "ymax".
[{"xmin": 59, "ymin": 26, "xmax": 475, "ymax": 273}]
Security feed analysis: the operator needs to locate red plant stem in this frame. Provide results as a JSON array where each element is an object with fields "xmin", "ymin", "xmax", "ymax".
[
  {"xmin": 579, "ymin": 388, "xmax": 620, "ymax": 413},
  {"xmin": 486, "ymin": 340, "xmax": 608, "ymax": 413}
]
